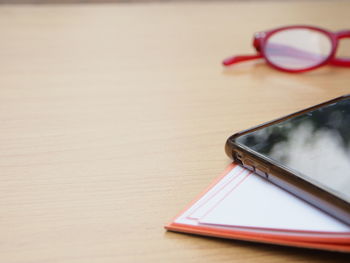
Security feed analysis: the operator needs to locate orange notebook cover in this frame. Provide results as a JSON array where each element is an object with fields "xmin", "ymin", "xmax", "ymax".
[{"xmin": 165, "ymin": 163, "xmax": 350, "ymax": 252}]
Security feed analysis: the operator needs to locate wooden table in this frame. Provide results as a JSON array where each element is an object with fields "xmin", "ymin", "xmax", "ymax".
[{"xmin": 0, "ymin": 1, "xmax": 349, "ymax": 262}]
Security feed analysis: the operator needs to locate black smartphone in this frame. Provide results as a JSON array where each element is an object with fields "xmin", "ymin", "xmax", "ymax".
[{"xmin": 225, "ymin": 95, "xmax": 350, "ymax": 225}]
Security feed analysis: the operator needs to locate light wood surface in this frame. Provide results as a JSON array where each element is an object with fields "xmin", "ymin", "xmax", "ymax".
[{"xmin": 0, "ymin": 1, "xmax": 350, "ymax": 262}]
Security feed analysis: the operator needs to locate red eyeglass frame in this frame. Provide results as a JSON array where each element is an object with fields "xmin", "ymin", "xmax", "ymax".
[{"xmin": 222, "ymin": 25, "xmax": 350, "ymax": 73}]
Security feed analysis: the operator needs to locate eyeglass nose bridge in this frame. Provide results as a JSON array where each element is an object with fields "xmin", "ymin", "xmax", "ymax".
[
  {"xmin": 331, "ymin": 30, "xmax": 350, "ymax": 67},
  {"xmin": 336, "ymin": 30, "xmax": 350, "ymax": 39}
]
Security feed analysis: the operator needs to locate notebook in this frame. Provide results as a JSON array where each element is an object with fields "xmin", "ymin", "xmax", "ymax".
[{"xmin": 165, "ymin": 163, "xmax": 350, "ymax": 252}]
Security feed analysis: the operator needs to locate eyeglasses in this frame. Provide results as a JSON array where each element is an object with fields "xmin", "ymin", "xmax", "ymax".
[{"xmin": 223, "ymin": 25, "xmax": 350, "ymax": 73}]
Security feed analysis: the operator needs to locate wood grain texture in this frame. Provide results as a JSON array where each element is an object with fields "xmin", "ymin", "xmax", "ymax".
[
  {"xmin": 0, "ymin": 0, "xmax": 318, "ymax": 4},
  {"xmin": 0, "ymin": 1, "xmax": 349, "ymax": 262}
]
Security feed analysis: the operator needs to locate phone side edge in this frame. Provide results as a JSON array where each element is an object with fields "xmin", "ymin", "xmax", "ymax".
[{"xmin": 225, "ymin": 94, "xmax": 350, "ymax": 225}]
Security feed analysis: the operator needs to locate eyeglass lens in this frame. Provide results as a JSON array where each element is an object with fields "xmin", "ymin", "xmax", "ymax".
[{"xmin": 264, "ymin": 28, "xmax": 333, "ymax": 70}]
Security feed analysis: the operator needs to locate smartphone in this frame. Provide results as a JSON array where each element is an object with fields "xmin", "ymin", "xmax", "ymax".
[{"xmin": 225, "ymin": 94, "xmax": 350, "ymax": 225}]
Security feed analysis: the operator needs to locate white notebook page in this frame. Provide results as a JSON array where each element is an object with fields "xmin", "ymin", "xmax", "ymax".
[{"xmin": 175, "ymin": 165, "xmax": 350, "ymax": 234}]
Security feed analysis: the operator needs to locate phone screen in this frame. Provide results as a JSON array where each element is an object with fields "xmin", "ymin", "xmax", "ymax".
[{"xmin": 235, "ymin": 98, "xmax": 350, "ymax": 203}]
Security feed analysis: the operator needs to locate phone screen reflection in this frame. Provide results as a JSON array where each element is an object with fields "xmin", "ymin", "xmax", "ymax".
[{"xmin": 236, "ymin": 99, "xmax": 350, "ymax": 201}]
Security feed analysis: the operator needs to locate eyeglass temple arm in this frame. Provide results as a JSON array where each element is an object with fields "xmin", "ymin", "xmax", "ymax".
[
  {"xmin": 330, "ymin": 58, "xmax": 350, "ymax": 67},
  {"xmin": 330, "ymin": 30, "xmax": 350, "ymax": 67},
  {"xmin": 223, "ymin": 33, "xmax": 264, "ymax": 66},
  {"xmin": 222, "ymin": 54, "xmax": 263, "ymax": 66}
]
